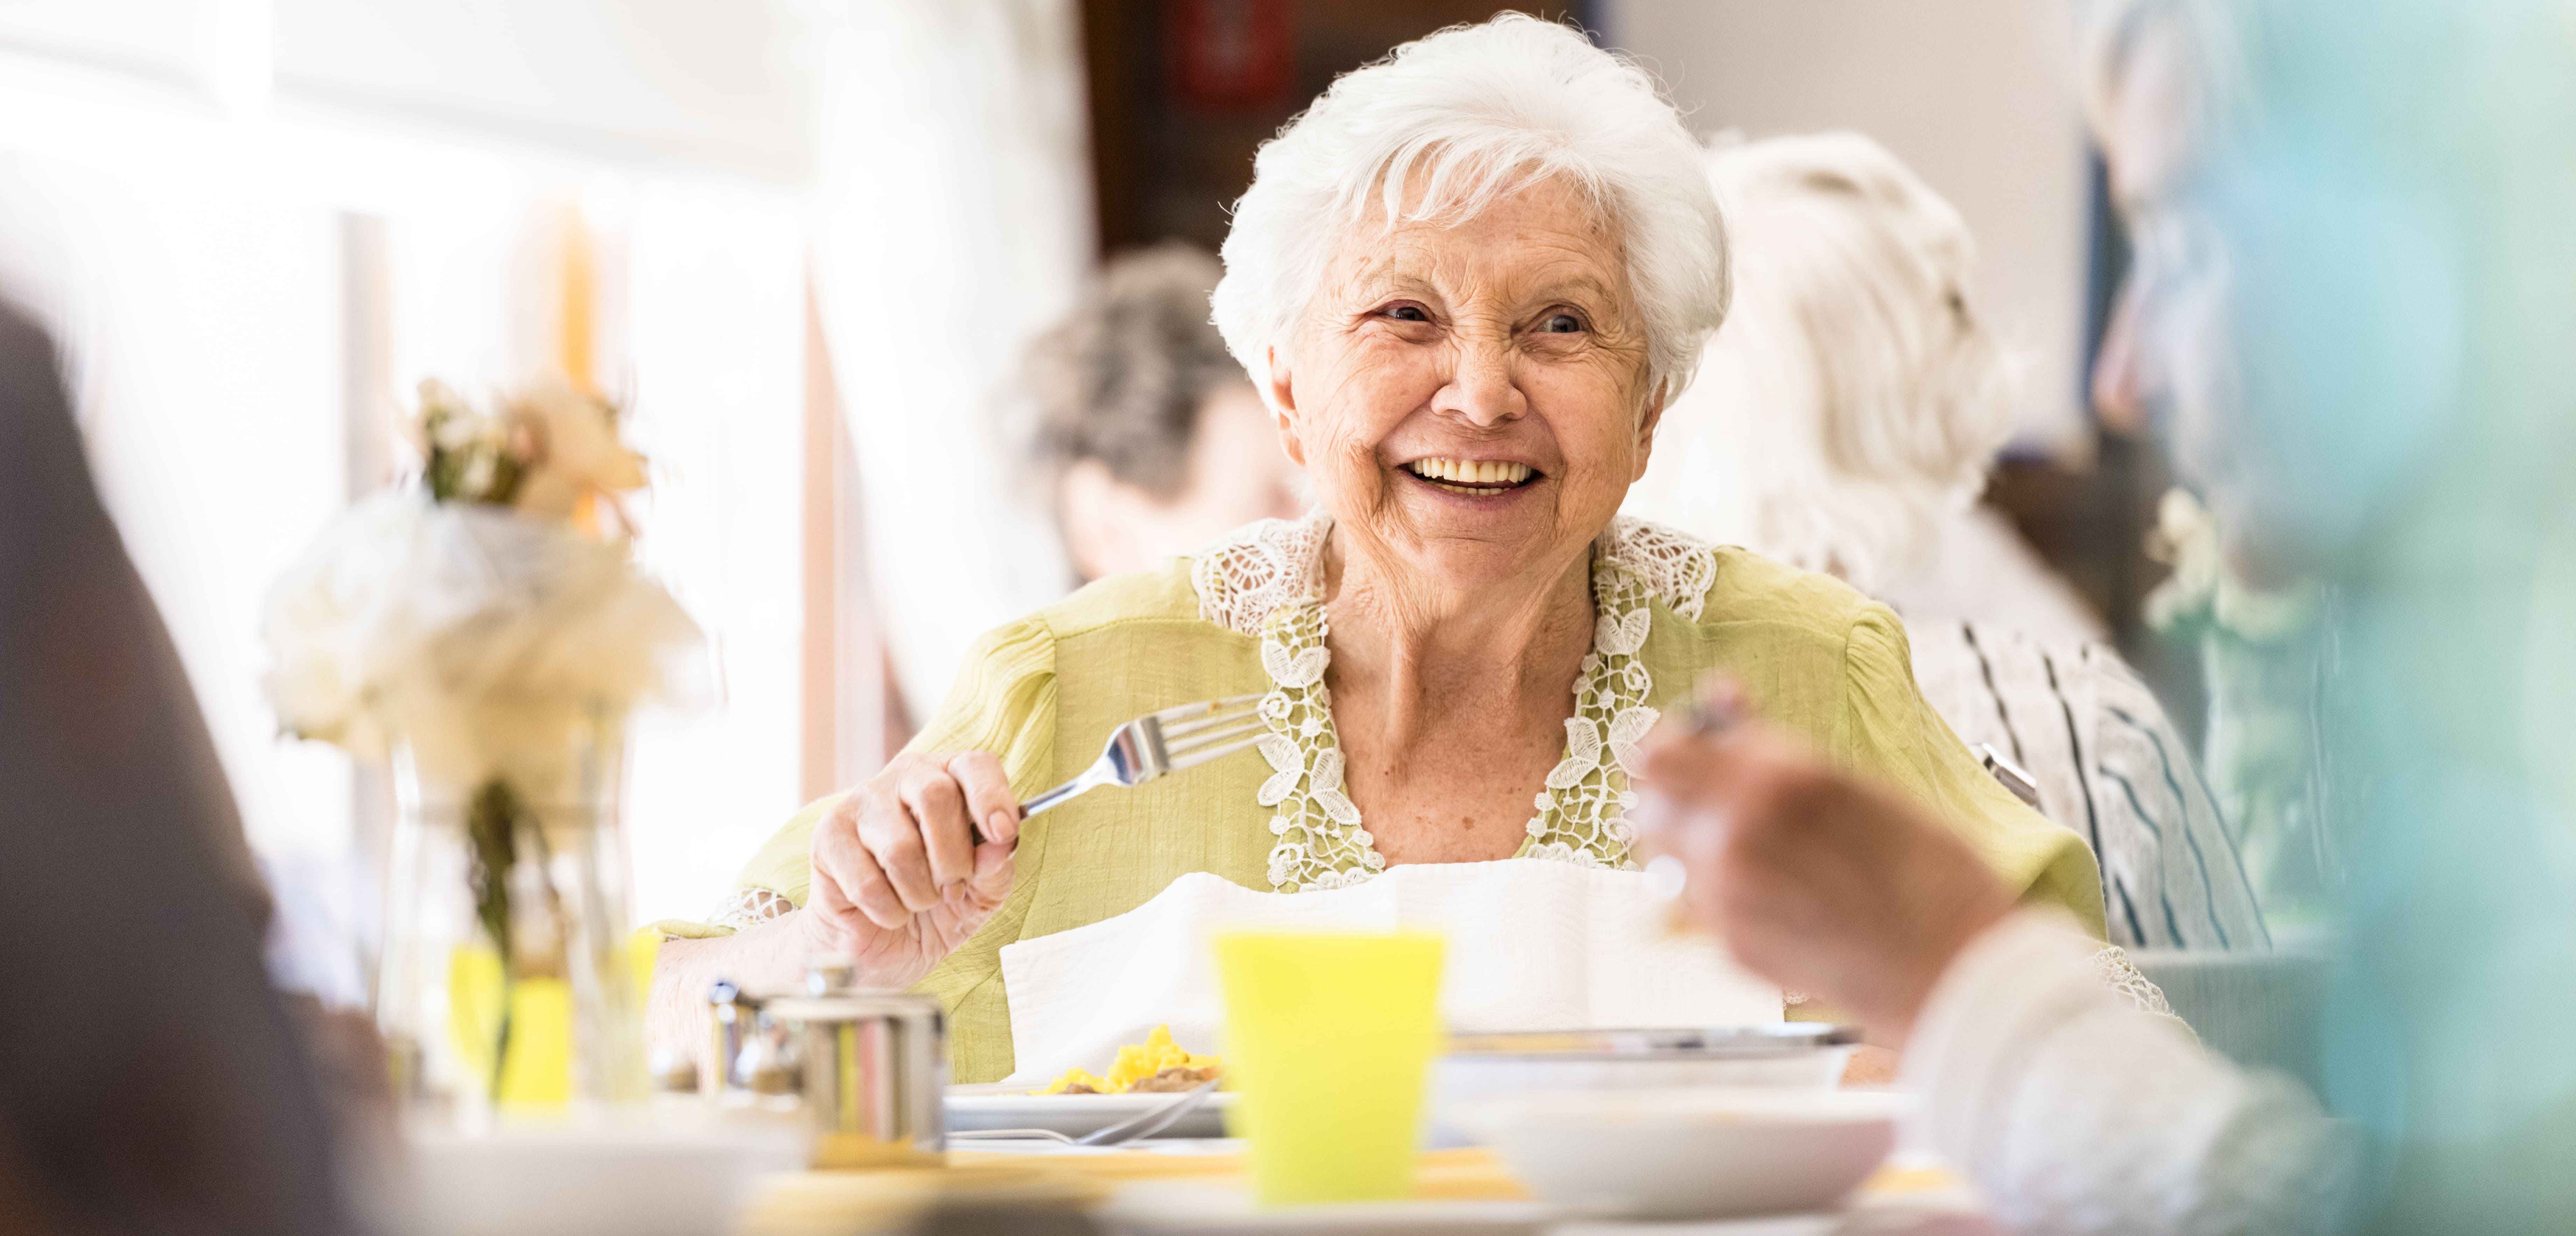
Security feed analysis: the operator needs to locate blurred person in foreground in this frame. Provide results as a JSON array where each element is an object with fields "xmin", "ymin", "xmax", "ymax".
[
  {"xmin": 1023, "ymin": 243, "xmax": 1305, "ymax": 584},
  {"xmin": 2096, "ymin": 0, "xmax": 2344, "ymax": 919},
  {"xmin": 1637, "ymin": 0, "xmax": 2576, "ymax": 1230},
  {"xmin": 0, "ymin": 299, "xmax": 350, "ymax": 1231},
  {"xmin": 649, "ymin": 14, "xmax": 2106, "ymax": 1083},
  {"xmin": 1626, "ymin": 130, "xmax": 2264, "ymax": 953}
]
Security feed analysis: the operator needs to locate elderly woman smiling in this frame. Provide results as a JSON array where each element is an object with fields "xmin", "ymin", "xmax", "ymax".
[{"xmin": 651, "ymin": 15, "xmax": 2103, "ymax": 1081}]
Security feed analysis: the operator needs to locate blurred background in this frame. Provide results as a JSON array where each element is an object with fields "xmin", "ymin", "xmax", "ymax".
[{"xmin": 0, "ymin": 0, "xmax": 2178, "ymax": 989}]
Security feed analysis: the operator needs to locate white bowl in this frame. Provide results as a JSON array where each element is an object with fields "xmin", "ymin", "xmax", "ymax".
[
  {"xmin": 1434, "ymin": 1044, "xmax": 1851, "ymax": 1104},
  {"xmin": 1451, "ymin": 1087, "xmax": 1906, "ymax": 1220},
  {"xmin": 376, "ymin": 1114, "xmax": 804, "ymax": 1236},
  {"xmin": 1426, "ymin": 1032, "xmax": 1851, "ymax": 1146}
]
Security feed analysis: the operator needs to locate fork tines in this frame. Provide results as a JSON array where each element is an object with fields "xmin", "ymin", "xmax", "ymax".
[
  {"xmin": 1149, "ymin": 693, "xmax": 1266, "ymax": 771},
  {"xmin": 1023, "ymin": 693, "xmax": 1272, "ymax": 819}
]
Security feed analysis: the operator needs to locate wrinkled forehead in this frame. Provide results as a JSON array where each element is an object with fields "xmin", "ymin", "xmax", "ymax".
[
  {"xmin": 1344, "ymin": 148, "xmax": 1617, "ymax": 230},
  {"xmin": 1317, "ymin": 169, "xmax": 1631, "ymax": 302}
]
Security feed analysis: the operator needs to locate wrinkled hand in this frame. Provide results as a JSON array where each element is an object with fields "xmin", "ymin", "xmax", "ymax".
[
  {"xmin": 802, "ymin": 750, "xmax": 1022, "ymax": 989},
  {"xmin": 1632, "ymin": 681, "xmax": 2013, "ymax": 1048}
]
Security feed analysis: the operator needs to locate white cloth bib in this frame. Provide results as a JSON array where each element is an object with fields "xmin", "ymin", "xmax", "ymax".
[{"xmin": 997, "ymin": 857, "xmax": 1782, "ymax": 1086}]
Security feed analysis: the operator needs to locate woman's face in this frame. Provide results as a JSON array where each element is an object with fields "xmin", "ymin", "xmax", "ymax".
[
  {"xmin": 1267, "ymin": 175, "xmax": 1661, "ymax": 590},
  {"xmin": 1056, "ymin": 382, "xmax": 1306, "ymax": 583}
]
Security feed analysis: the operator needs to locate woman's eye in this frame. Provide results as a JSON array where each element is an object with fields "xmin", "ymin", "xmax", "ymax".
[
  {"xmin": 1541, "ymin": 312, "xmax": 1584, "ymax": 334},
  {"xmin": 1384, "ymin": 304, "xmax": 1430, "ymax": 323}
]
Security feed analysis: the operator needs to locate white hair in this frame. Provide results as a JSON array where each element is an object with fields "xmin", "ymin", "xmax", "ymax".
[
  {"xmin": 1624, "ymin": 132, "xmax": 2019, "ymax": 594},
  {"xmin": 1211, "ymin": 14, "xmax": 1728, "ymax": 407}
]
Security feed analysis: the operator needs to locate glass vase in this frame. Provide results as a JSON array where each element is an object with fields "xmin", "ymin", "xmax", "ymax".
[{"xmin": 376, "ymin": 706, "xmax": 648, "ymax": 1123}]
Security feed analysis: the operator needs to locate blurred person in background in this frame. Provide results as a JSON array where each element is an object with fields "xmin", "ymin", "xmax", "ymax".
[
  {"xmin": 0, "ymin": 298, "xmax": 351, "ymax": 1233},
  {"xmin": 649, "ymin": 15, "xmax": 2111, "ymax": 1084},
  {"xmin": 1626, "ymin": 131, "xmax": 2264, "ymax": 953},
  {"xmin": 1638, "ymin": 0, "xmax": 2576, "ymax": 1230},
  {"xmin": 1022, "ymin": 243, "xmax": 1305, "ymax": 584},
  {"xmin": 1628, "ymin": 132, "xmax": 2104, "ymax": 649}
]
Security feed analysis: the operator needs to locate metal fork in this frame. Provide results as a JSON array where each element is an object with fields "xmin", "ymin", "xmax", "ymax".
[
  {"xmin": 1071, "ymin": 1078, "xmax": 1222, "ymax": 1144},
  {"xmin": 1018, "ymin": 694, "xmax": 1266, "ymax": 818},
  {"xmin": 946, "ymin": 1079, "xmax": 1224, "ymax": 1147}
]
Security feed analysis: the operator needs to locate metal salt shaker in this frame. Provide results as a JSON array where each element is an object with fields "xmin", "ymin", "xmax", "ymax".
[{"xmin": 760, "ymin": 958, "xmax": 948, "ymax": 1168}]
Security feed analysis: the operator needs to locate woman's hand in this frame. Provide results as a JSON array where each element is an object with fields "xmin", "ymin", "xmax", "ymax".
[
  {"xmin": 802, "ymin": 750, "xmax": 1023, "ymax": 989},
  {"xmin": 1631, "ymin": 682, "xmax": 2014, "ymax": 1049}
]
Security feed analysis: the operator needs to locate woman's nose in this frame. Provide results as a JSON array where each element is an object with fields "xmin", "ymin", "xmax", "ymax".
[{"xmin": 1430, "ymin": 339, "xmax": 1527, "ymax": 427}]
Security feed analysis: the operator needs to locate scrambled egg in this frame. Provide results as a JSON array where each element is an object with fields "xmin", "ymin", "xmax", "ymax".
[{"xmin": 1038, "ymin": 1024, "xmax": 1222, "ymax": 1095}]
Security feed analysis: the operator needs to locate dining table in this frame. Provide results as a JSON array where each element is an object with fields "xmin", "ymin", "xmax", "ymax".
[{"xmin": 723, "ymin": 1137, "xmax": 2002, "ymax": 1236}]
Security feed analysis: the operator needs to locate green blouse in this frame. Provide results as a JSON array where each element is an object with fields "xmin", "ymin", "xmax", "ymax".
[{"xmin": 687, "ymin": 517, "xmax": 2105, "ymax": 1082}]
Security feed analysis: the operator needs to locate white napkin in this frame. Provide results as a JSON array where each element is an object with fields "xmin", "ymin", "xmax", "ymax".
[{"xmin": 998, "ymin": 857, "xmax": 1781, "ymax": 1085}]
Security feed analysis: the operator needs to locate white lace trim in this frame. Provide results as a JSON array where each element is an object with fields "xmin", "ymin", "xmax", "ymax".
[
  {"xmin": 1596, "ymin": 517, "xmax": 1721, "ymax": 620},
  {"xmin": 2088, "ymin": 944, "xmax": 2179, "ymax": 1018},
  {"xmin": 1191, "ymin": 515, "xmax": 1331, "ymax": 637},
  {"xmin": 1254, "ymin": 599, "xmax": 1380, "ymax": 890},
  {"xmin": 708, "ymin": 886, "xmax": 797, "ymax": 932},
  {"xmin": 1197, "ymin": 514, "xmax": 1721, "ymax": 892}
]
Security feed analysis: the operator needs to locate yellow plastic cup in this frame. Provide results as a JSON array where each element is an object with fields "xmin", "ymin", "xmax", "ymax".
[{"xmin": 1216, "ymin": 931, "xmax": 1446, "ymax": 1206}]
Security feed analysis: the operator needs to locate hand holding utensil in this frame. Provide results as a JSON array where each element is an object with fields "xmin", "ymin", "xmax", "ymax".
[
  {"xmin": 802, "ymin": 696, "xmax": 1267, "ymax": 991},
  {"xmin": 1633, "ymin": 676, "xmax": 2015, "ymax": 1048}
]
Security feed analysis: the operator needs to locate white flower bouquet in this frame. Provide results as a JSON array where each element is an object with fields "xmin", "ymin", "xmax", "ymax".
[
  {"xmin": 265, "ymin": 379, "xmax": 706, "ymax": 787},
  {"xmin": 264, "ymin": 378, "xmax": 704, "ymax": 1111}
]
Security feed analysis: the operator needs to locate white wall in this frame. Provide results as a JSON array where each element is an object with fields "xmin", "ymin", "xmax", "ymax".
[
  {"xmin": 0, "ymin": 0, "xmax": 820, "ymax": 943},
  {"xmin": 271, "ymin": 0, "xmax": 818, "ymax": 183},
  {"xmin": 810, "ymin": 0, "xmax": 1093, "ymax": 719},
  {"xmin": 1601, "ymin": 0, "xmax": 2093, "ymax": 454}
]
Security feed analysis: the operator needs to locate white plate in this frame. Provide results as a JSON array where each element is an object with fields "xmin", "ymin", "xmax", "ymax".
[{"xmin": 946, "ymin": 1082, "xmax": 1237, "ymax": 1139}]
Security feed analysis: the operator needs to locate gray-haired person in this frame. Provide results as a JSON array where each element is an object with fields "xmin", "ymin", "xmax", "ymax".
[
  {"xmin": 1627, "ymin": 131, "xmax": 2267, "ymax": 955},
  {"xmin": 1024, "ymin": 243, "xmax": 1304, "ymax": 583}
]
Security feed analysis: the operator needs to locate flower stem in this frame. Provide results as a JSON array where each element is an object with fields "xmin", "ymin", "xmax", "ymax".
[{"xmin": 465, "ymin": 777, "xmax": 524, "ymax": 1102}]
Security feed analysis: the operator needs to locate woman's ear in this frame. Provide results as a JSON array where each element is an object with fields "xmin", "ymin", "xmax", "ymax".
[{"xmin": 1264, "ymin": 346, "xmax": 1307, "ymax": 468}]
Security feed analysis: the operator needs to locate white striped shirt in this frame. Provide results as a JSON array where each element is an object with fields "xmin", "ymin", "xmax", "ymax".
[{"xmin": 1906, "ymin": 618, "xmax": 2270, "ymax": 951}]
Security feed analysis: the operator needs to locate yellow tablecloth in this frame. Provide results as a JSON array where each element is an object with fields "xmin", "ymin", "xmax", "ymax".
[{"xmin": 732, "ymin": 1146, "xmax": 1961, "ymax": 1235}]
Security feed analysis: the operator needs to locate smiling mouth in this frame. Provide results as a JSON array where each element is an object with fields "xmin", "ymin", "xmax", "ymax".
[{"xmin": 1402, "ymin": 457, "xmax": 1540, "ymax": 496}]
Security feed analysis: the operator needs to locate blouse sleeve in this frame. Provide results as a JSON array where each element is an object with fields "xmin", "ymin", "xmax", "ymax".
[
  {"xmin": 1904, "ymin": 910, "xmax": 2352, "ymax": 1234},
  {"xmin": 646, "ymin": 615, "xmax": 1060, "ymax": 939},
  {"xmin": 1834, "ymin": 604, "xmax": 2109, "ymax": 937}
]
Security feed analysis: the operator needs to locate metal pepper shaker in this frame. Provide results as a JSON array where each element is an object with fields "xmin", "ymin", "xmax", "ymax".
[{"xmin": 701, "ymin": 979, "xmax": 761, "ymax": 1097}]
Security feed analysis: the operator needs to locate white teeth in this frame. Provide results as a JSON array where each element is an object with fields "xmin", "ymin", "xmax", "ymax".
[{"xmin": 1407, "ymin": 458, "xmax": 1533, "ymax": 486}]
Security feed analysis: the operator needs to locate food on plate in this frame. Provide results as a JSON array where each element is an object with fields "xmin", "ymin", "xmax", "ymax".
[{"xmin": 1037, "ymin": 1024, "xmax": 1222, "ymax": 1095}]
